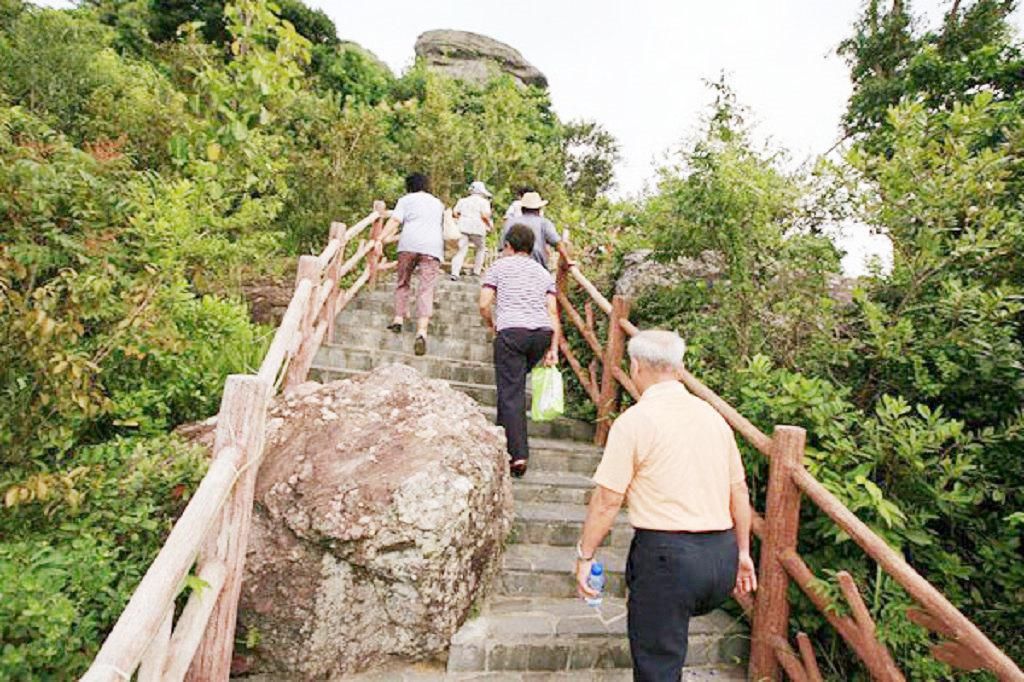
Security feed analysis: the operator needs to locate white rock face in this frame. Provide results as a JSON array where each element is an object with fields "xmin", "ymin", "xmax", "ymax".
[
  {"xmin": 414, "ymin": 29, "xmax": 548, "ymax": 88},
  {"xmin": 615, "ymin": 249, "xmax": 727, "ymax": 298},
  {"xmin": 183, "ymin": 365, "xmax": 512, "ymax": 679}
]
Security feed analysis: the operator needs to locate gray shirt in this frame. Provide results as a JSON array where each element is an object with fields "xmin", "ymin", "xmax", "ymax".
[
  {"xmin": 501, "ymin": 213, "xmax": 560, "ymax": 268},
  {"xmin": 393, "ymin": 191, "xmax": 444, "ymax": 260}
]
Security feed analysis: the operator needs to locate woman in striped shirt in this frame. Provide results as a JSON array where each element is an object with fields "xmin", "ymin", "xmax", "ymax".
[{"xmin": 479, "ymin": 224, "xmax": 562, "ymax": 478}]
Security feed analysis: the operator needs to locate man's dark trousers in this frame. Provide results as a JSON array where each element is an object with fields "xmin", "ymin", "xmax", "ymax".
[
  {"xmin": 626, "ymin": 528, "xmax": 738, "ymax": 682},
  {"xmin": 494, "ymin": 327, "xmax": 552, "ymax": 461}
]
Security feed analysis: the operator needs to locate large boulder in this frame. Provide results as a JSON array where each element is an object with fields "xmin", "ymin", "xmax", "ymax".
[
  {"xmin": 414, "ymin": 29, "xmax": 548, "ymax": 88},
  {"xmin": 182, "ymin": 365, "xmax": 512, "ymax": 678},
  {"xmin": 615, "ymin": 249, "xmax": 726, "ymax": 298}
]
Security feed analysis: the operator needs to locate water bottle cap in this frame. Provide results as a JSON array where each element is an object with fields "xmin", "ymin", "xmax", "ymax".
[{"xmin": 590, "ymin": 562, "xmax": 604, "ymax": 576}]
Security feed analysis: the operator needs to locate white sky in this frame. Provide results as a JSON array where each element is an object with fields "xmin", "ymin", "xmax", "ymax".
[
  {"xmin": 34, "ymin": 0, "xmax": 1024, "ymax": 273},
  {"xmin": 303, "ymin": 0, "xmax": 1020, "ymax": 274}
]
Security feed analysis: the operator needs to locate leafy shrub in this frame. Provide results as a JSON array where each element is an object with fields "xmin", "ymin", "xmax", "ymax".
[
  {"xmin": 0, "ymin": 7, "xmax": 112, "ymax": 135},
  {"xmin": 620, "ymin": 83, "xmax": 1024, "ymax": 678},
  {"xmin": 0, "ymin": 436, "xmax": 207, "ymax": 679}
]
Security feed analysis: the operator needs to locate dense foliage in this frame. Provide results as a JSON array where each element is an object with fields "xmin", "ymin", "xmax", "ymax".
[
  {"xmin": 604, "ymin": 4, "xmax": 1024, "ymax": 678},
  {"xmin": 0, "ymin": 0, "xmax": 600, "ymax": 677},
  {"xmin": 2, "ymin": 0, "xmax": 1021, "ymax": 678}
]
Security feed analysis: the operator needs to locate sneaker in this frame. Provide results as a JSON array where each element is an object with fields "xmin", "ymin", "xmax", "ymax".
[
  {"xmin": 414, "ymin": 335, "xmax": 427, "ymax": 356},
  {"xmin": 449, "ymin": 274, "xmax": 460, "ymax": 282},
  {"xmin": 386, "ymin": 322, "xmax": 402, "ymax": 333}
]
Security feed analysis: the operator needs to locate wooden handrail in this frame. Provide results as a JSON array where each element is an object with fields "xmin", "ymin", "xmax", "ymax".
[
  {"xmin": 257, "ymin": 279, "xmax": 313, "ymax": 387},
  {"xmin": 791, "ymin": 466, "xmax": 1024, "ymax": 680},
  {"xmin": 344, "ymin": 209, "xmax": 382, "ymax": 242},
  {"xmin": 81, "ymin": 447, "xmax": 242, "ymax": 681},
  {"xmin": 567, "ymin": 265, "xmax": 612, "ymax": 315},
  {"xmin": 82, "ymin": 203, "xmax": 391, "ymax": 682},
  {"xmin": 557, "ymin": 249, "xmax": 1024, "ymax": 681}
]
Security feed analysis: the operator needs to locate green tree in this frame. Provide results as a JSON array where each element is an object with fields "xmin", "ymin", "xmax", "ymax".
[
  {"xmin": 312, "ymin": 41, "xmax": 394, "ymax": 106},
  {"xmin": 839, "ymin": 0, "xmax": 1024, "ymax": 150},
  {"xmin": 0, "ymin": 7, "xmax": 112, "ymax": 131},
  {"xmin": 639, "ymin": 81, "xmax": 839, "ymax": 372},
  {"xmin": 562, "ymin": 119, "xmax": 620, "ymax": 205}
]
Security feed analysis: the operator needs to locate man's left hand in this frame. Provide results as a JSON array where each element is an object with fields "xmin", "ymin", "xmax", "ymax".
[
  {"xmin": 543, "ymin": 348, "xmax": 558, "ymax": 366},
  {"xmin": 734, "ymin": 551, "xmax": 757, "ymax": 595},
  {"xmin": 575, "ymin": 559, "xmax": 598, "ymax": 600}
]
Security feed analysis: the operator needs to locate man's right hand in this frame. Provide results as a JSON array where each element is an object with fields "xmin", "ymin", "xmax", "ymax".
[{"xmin": 734, "ymin": 551, "xmax": 757, "ymax": 594}]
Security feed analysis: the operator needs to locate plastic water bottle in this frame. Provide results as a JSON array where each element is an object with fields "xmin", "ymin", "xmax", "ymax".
[{"xmin": 585, "ymin": 562, "xmax": 605, "ymax": 607}]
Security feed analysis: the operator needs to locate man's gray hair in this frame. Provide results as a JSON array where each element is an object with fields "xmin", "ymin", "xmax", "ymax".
[{"xmin": 627, "ymin": 330, "xmax": 687, "ymax": 370}]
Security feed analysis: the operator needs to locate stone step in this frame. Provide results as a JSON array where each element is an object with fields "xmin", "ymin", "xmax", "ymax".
[
  {"xmin": 334, "ymin": 325, "xmax": 491, "ymax": 363},
  {"xmin": 479, "ymin": 407, "xmax": 595, "ymax": 443},
  {"xmin": 513, "ymin": 503, "xmax": 633, "ymax": 550},
  {"xmin": 448, "ymin": 597, "xmax": 748, "ymax": 674},
  {"xmin": 525, "ymin": 447, "xmax": 602, "ymax": 476},
  {"xmin": 315, "ymin": 345, "xmax": 496, "ymax": 384},
  {"xmin": 499, "ymin": 544, "xmax": 627, "ymax": 599},
  {"xmin": 336, "ymin": 308, "xmax": 492, "ymax": 346},
  {"xmin": 309, "ymin": 365, "xmax": 506, "ymax": 407},
  {"xmin": 346, "ymin": 295, "xmax": 485, "ymax": 327},
  {"xmin": 514, "ymin": 471, "xmax": 594, "ymax": 505},
  {"xmin": 333, "ymin": 665, "xmax": 748, "ymax": 680},
  {"xmin": 370, "ymin": 283, "xmax": 484, "ymax": 307}
]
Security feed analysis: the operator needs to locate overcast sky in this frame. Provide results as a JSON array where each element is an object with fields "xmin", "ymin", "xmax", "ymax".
[
  {"xmin": 304, "ymin": 0, "xmax": 1021, "ymax": 272},
  {"xmin": 302, "ymin": 1, "xmax": 1018, "ymax": 273},
  {"xmin": 308, "ymin": 1, "xmax": 1019, "ymax": 194},
  {"xmin": 35, "ymin": 0, "xmax": 1023, "ymax": 272}
]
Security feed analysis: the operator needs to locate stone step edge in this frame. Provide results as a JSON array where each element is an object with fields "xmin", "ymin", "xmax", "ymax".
[
  {"xmin": 504, "ymin": 544, "xmax": 628, "ymax": 574},
  {"xmin": 312, "ymin": 364, "xmax": 500, "ymax": 393},
  {"xmin": 316, "ymin": 345, "xmax": 496, "ymax": 369}
]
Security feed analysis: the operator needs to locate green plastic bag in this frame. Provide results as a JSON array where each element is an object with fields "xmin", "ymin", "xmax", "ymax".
[{"xmin": 530, "ymin": 366, "xmax": 564, "ymax": 422}]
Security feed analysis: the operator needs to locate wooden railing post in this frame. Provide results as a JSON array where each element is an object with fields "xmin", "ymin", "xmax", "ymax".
[
  {"xmin": 595, "ymin": 295, "xmax": 630, "ymax": 446},
  {"xmin": 186, "ymin": 375, "xmax": 269, "ymax": 682},
  {"xmin": 326, "ymin": 221, "xmax": 347, "ymax": 344},
  {"xmin": 283, "ymin": 255, "xmax": 320, "ymax": 390},
  {"xmin": 750, "ymin": 425, "xmax": 806, "ymax": 681},
  {"xmin": 556, "ymin": 257, "xmax": 569, "ymax": 334},
  {"xmin": 368, "ymin": 200, "xmax": 386, "ymax": 289}
]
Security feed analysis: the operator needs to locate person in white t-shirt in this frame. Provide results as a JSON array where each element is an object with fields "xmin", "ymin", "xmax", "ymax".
[
  {"xmin": 376, "ymin": 173, "xmax": 444, "ymax": 356},
  {"xmin": 504, "ymin": 185, "xmax": 531, "ymax": 221},
  {"xmin": 450, "ymin": 180, "xmax": 493, "ymax": 281}
]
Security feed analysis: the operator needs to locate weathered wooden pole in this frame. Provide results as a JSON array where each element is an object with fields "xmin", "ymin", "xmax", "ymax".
[
  {"xmin": 749, "ymin": 425, "xmax": 806, "ymax": 681},
  {"xmin": 367, "ymin": 203, "xmax": 385, "ymax": 289},
  {"xmin": 325, "ymin": 221, "xmax": 347, "ymax": 344},
  {"xmin": 283, "ymin": 255, "xmax": 320, "ymax": 390},
  {"xmin": 595, "ymin": 295, "xmax": 630, "ymax": 446},
  {"xmin": 185, "ymin": 375, "xmax": 269, "ymax": 682}
]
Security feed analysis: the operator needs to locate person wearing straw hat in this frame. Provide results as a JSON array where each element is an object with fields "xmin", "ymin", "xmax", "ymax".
[
  {"xmin": 450, "ymin": 180, "xmax": 494, "ymax": 281},
  {"xmin": 500, "ymin": 191, "xmax": 573, "ymax": 270}
]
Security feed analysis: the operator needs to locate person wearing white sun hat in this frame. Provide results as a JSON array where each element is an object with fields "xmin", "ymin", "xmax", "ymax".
[
  {"xmin": 500, "ymin": 191, "xmax": 573, "ymax": 270},
  {"xmin": 450, "ymin": 180, "xmax": 494, "ymax": 281}
]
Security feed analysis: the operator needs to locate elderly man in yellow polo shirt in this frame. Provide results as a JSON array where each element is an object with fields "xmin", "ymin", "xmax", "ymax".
[{"xmin": 574, "ymin": 330, "xmax": 757, "ymax": 682}]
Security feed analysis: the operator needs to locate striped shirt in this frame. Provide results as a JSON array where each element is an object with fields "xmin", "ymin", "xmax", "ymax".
[{"xmin": 482, "ymin": 254, "xmax": 556, "ymax": 331}]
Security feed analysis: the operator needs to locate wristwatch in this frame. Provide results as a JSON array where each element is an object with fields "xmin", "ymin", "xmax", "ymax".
[{"xmin": 575, "ymin": 541, "xmax": 594, "ymax": 562}]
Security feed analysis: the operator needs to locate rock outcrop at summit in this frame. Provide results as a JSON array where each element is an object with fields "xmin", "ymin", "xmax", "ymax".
[
  {"xmin": 414, "ymin": 30, "xmax": 547, "ymax": 88},
  {"xmin": 182, "ymin": 365, "xmax": 512, "ymax": 679}
]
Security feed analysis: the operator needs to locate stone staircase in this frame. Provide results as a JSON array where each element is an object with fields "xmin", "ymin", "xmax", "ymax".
[{"xmin": 312, "ymin": 276, "xmax": 748, "ymax": 680}]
